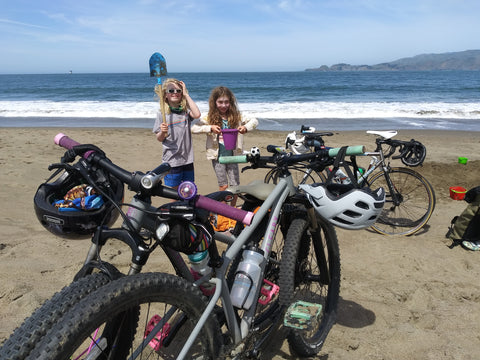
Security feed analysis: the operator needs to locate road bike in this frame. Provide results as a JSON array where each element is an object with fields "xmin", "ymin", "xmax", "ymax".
[
  {"xmin": 24, "ymin": 141, "xmax": 374, "ymax": 359},
  {"xmin": 279, "ymin": 126, "xmax": 436, "ymax": 236}
]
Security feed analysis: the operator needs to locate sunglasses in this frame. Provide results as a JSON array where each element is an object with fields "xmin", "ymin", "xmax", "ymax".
[{"xmin": 167, "ymin": 89, "xmax": 182, "ymax": 94}]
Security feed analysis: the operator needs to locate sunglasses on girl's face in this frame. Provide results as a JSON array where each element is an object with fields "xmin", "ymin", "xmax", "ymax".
[{"xmin": 167, "ymin": 89, "xmax": 182, "ymax": 94}]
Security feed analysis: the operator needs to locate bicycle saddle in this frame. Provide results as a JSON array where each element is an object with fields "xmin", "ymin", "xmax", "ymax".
[
  {"xmin": 366, "ymin": 130, "xmax": 397, "ymax": 139},
  {"xmin": 226, "ymin": 180, "xmax": 276, "ymax": 201}
]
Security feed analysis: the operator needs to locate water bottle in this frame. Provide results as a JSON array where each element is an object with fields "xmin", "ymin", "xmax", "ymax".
[
  {"xmin": 333, "ymin": 169, "xmax": 351, "ymax": 184},
  {"xmin": 122, "ymin": 195, "xmax": 148, "ymax": 231},
  {"xmin": 230, "ymin": 248, "xmax": 264, "ymax": 310},
  {"xmin": 188, "ymin": 250, "xmax": 215, "ymax": 296}
]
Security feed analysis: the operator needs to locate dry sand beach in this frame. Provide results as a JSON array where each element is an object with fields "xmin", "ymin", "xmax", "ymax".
[{"xmin": 0, "ymin": 127, "xmax": 479, "ymax": 359}]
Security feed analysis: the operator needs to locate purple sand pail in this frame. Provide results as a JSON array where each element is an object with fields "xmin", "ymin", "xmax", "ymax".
[{"xmin": 221, "ymin": 129, "xmax": 239, "ymax": 150}]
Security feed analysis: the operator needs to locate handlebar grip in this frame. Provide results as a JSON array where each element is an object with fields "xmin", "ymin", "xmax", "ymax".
[
  {"xmin": 194, "ymin": 195, "xmax": 254, "ymax": 226},
  {"xmin": 54, "ymin": 133, "xmax": 95, "ymax": 159},
  {"xmin": 327, "ymin": 145, "xmax": 365, "ymax": 157},
  {"xmin": 266, "ymin": 145, "xmax": 285, "ymax": 153},
  {"xmin": 54, "ymin": 133, "xmax": 79, "ymax": 148},
  {"xmin": 218, "ymin": 155, "xmax": 248, "ymax": 164}
]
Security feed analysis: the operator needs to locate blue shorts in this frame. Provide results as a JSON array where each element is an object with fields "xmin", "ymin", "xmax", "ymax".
[{"xmin": 164, "ymin": 163, "xmax": 195, "ymax": 188}]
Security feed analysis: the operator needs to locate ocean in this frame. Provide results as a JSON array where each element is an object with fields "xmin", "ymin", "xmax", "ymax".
[{"xmin": 1, "ymin": 71, "xmax": 479, "ymax": 131}]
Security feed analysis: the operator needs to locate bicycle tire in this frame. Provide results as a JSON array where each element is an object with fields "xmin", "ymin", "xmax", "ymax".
[
  {"xmin": 0, "ymin": 270, "xmax": 115, "ymax": 360},
  {"xmin": 264, "ymin": 165, "xmax": 326, "ymax": 186},
  {"xmin": 368, "ymin": 167, "xmax": 436, "ymax": 236},
  {"xmin": 279, "ymin": 212, "xmax": 340, "ymax": 357},
  {"xmin": 28, "ymin": 272, "xmax": 222, "ymax": 360}
]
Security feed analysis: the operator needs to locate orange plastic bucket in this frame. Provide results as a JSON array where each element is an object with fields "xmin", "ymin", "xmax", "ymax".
[{"xmin": 449, "ymin": 186, "xmax": 467, "ymax": 200}]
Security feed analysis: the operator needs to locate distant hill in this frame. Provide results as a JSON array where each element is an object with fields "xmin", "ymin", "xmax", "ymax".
[{"xmin": 306, "ymin": 50, "xmax": 480, "ymax": 71}]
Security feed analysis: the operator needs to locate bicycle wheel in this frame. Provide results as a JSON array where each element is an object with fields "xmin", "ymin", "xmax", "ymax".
[
  {"xmin": 368, "ymin": 167, "xmax": 436, "ymax": 235},
  {"xmin": 0, "ymin": 264, "xmax": 118, "ymax": 360},
  {"xmin": 28, "ymin": 272, "xmax": 222, "ymax": 360},
  {"xmin": 279, "ymin": 212, "xmax": 340, "ymax": 357},
  {"xmin": 264, "ymin": 165, "xmax": 326, "ymax": 186}
]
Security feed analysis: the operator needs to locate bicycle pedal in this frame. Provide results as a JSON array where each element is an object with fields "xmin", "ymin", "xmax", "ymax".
[
  {"xmin": 144, "ymin": 314, "xmax": 171, "ymax": 351},
  {"xmin": 258, "ymin": 279, "xmax": 279, "ymax": 305},
  {"xmin": 284, "ymin": 300, "xmax": 322, "ymax": 331}
]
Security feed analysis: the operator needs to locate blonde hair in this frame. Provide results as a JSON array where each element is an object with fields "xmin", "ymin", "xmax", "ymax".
[
  {"xmin": 154, "ymin": 78, "xmax": 188, "ymax": 114},
  {"xmin": 207, "ymin": 86, "xmax": 241, "ymax": 128}
]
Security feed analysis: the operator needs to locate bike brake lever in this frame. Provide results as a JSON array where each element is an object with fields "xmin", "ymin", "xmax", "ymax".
[{"xmin": 48, "ymin": 162, "xmax": 72, "ymax": 171}]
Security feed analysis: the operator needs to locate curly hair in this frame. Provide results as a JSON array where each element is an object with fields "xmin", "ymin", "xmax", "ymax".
[
  {"xmin": 207, "ymin": 86, "xmax": 241, "ymax": 128},
  {"xmin": 154, "ymin": 78, "xmax": 188, "ymax": 114}
]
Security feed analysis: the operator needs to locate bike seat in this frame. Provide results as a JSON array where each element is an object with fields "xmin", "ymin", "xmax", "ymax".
[
  {"xmin": 366, "ymin": 130, "xmax": 397, "ymax": 139},
  {"xmin": 226, "ymin": 180, "xmax": 276, "ymax": 201}
]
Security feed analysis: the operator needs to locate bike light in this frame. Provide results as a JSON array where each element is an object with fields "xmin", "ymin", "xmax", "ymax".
[
  {"xmin": 178, "ymin": 181, "xmax": 197, "ymax": 200},
  {"xmin": 141, "ymin": 174, "xmax": 155, "ymax": 189}
]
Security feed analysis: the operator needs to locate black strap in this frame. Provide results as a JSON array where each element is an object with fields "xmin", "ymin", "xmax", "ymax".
[{"xmin": 326, "ymin": 146, "xmax": 360, "ymax": 188}]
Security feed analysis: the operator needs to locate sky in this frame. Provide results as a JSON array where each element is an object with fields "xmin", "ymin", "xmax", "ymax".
[{"xmin": 1, "ymin": 0, "xmax": 479, "ymax": 74}]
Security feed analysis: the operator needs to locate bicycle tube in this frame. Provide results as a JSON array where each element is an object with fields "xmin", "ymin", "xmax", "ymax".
[{"xmin": 264, "ymin": 165, "xmax": 326, "ymax": 186}]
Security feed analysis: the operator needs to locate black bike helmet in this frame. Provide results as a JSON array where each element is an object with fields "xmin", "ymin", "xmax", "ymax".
[
  {"xmin": 400, "ymin": 140, "xmax": 426, "ymax": 167},
  {"xmin": 34, "ymin": 168, "xmax": 124, "ymax": 240}
]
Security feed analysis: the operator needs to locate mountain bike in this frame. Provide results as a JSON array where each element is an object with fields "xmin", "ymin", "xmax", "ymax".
[
  {"xmin": 0, "ymin": 134, "xmax": 253, "ymax": 360},
  {"xmin": 281, "ymin": 126, "xmax": 436, "ymax": 236},
  {"xmin": 26, "ymin": 142, "xmax": 371, "ymax": 359}
]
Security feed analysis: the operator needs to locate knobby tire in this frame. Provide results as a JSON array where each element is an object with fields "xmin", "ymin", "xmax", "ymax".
[
  {"xmin": 279, "ymin": 212, "xmax": 340, "ymax": 357},
  {"xmin": 28, "ymin": 272, "xmax": 221, "ymax": 360}
]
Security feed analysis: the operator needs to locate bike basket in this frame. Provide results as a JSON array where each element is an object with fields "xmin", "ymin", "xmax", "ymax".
[{"xmin": 34, "ymin": 169, "xmax": 124, "ymax": 240}]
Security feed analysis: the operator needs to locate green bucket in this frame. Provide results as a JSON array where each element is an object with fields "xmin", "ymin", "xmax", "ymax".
[{"xmin": 458, "ymin": 157, "xmax": 468, "ymax": 165}]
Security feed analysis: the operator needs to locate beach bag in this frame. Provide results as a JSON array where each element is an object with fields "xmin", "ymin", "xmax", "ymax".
[{"xmin": 447, "ymin": 186, "xmax": 480, "ymax": 250}]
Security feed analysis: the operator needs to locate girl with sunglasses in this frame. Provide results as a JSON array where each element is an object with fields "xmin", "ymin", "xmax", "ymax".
[{"xmin": 153, "ymin": 78, "xmax": 201, "ymax": 188}]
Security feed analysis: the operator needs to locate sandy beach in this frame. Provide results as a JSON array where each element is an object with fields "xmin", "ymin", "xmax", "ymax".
[{"xmin": 0, "ymin": 127, "xmax": 479, "ymax": 359}]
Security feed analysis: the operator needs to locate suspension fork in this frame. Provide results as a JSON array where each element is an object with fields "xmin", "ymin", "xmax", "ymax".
[
  {"xmin": 307, "ymin": 208, "xmax": 330, "ymax": 285},
  {"xmin": 81, "ymin": 227, "xmax": 154, "ymax": 275}
]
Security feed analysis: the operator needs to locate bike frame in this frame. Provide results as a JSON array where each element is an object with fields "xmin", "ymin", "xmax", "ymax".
[{"xmin": 174, "ymin": 173, "xmax": 296, "ymax": 359}]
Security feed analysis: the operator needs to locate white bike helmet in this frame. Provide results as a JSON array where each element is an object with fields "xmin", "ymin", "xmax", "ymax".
[
  {"xmin": 285, "ymin": 131, "xmax": 310, "ymax": 155},
  {"xmin": 300, "ymin": 183, "xmax": 385, "ymax": 230}
]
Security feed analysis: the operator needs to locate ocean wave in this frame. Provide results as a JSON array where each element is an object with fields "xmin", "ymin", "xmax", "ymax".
[{"xmin": 0, "ymin": 100, "xmax": 479, "ymax": 120}]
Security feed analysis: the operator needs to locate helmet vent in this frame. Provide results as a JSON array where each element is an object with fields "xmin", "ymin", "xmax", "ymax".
[
  {"xmin": 333, "ymin": 217, "xmax": 354, "ymax": 225},
  {"xmin": 343, "ymin": 210, "xmax": 361, "ymax": 218},
  {"xmin": 355, "ymin": 201, "xmax": 369, "ymax": 210},
  {"xmin": 374, "ymin": 201, "xmax": 384, "ymax": 209}
]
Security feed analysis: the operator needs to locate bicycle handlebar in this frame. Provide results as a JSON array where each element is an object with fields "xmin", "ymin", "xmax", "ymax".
[
  {"xmin": 54, "ymin": 133, "xmax": 254, "ymax": 225},
  {"xmin": 219, "ymin": 145, "xmax": 365, "ymax": 165}
]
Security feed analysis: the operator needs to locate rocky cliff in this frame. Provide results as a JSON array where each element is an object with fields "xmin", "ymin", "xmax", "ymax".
[{"xmin": 306, "ymin": 50, "xmax": 480, "ymax": 71}]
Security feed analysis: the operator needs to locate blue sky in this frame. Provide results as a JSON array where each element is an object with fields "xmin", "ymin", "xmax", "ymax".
[{"xmin": 1, "ymin": 0, "xmax": 479, "ymax": 74}]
